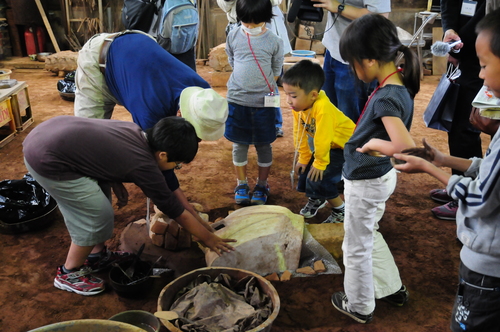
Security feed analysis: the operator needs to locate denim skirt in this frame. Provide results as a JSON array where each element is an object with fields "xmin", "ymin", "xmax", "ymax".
[{"xmin": 224, "ymin": 103, "xmax": 277, "ymax": 145}]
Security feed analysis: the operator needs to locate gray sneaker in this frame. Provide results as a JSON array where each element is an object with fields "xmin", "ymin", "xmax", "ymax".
[
  {"xmin": 322, "ymin": 208, "xmax": 344, "ymax": 223},
  {"xmin": 331, "ymin": 291, "xmax": 373, "ymax": 324},
  {"xmin": 300, "ymin": 198, "xmax": 327, "ymax": 218}
]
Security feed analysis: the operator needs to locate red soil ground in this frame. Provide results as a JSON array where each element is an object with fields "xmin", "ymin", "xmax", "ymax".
[{"xmin": 0, "ymin": 62, "xmax": 491, "ymax": 332}]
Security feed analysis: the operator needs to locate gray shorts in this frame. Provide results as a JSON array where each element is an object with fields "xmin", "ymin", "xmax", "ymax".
[
  {"xmin": 25, "ymin": 159, "xmax": 115, "ymax": 246},
  {"xmin": 232, "ymin": 143, "xmax": 273, "ymax": 167}
]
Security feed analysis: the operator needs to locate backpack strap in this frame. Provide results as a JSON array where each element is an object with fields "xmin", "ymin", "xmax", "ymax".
[
  {"xmin": 98, "ymin": 30, "xmax": 155, "ymax": 75},
  {"xmin": 98, "ymin": 33, "xmax": 120, "ymax": 75}
]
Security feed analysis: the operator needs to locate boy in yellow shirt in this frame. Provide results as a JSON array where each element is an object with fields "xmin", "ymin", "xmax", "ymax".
[{"xmin": 282, "ymin": 60, "xmax": 355, "ymax": 223}]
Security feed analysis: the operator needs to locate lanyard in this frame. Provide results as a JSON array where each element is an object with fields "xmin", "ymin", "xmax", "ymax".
[
  {"xmin": 356, "ymin": 68, "xmax": 403, "ymax": 126},
  {"xmin": 246, "ymin": 32, "xmax": 275, "ymax": 94},
  {"xmin": 291, "ymin": 111, "xmax": 311, "ymax": 188}
]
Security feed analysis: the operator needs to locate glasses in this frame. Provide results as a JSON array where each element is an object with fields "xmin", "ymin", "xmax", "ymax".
[{"xmin": 174, "ymin": 162, "xmax": 182, "ymax": 170}]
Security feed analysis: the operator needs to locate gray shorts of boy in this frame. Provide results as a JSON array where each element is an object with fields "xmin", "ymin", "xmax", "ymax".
[{"xmin": 25, "ymin": 159, "xmax": 115, "ymax": 247}]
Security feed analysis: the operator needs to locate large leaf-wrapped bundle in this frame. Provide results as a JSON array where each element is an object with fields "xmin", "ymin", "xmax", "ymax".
[{"xmin": 205, "ymin": 205, "xmax": 305, "ymax": 275}]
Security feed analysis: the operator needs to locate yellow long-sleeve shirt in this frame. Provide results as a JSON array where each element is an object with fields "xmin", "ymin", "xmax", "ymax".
[{"xmin": 293, "ymin": 91, "xmax": 355, "ymax": 170}]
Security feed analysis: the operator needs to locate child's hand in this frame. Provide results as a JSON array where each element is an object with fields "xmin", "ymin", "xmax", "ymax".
[
  {"xmin": 420, "ymin": 138, "xmax": 445, "ymax": 166},
  {"xmin": 400, "ymin": 138, "xmax": 435, "ymax": 162},
  {"xmin": 392, "ymin": 153, "xmax": 431, "ymax": 173},
  {"xmin": 295, "ymin": 162, "xmax": 307, "ymax": 175},
  {"xmin": 203, "ymin": 234, "xmax": 236, "ymax": 256},
  {"xmin": 307, "ymin": 166, "xmax": 324, "ymax": 182},
  {"xmin": 356, "ymin": 139, "xmax": 387, "ymax": 156}
]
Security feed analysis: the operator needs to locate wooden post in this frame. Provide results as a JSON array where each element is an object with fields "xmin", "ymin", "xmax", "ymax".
[
  {"xmin": 98, "ymin": 0, "xmax": 104, "ymax": 32},
  {"xmin": 432, "ymin": 27, "xmax": 448, "ymax": 76},
  {"xmin": 34, "ymin": 0, "xmax": 61, "ymax": 53},
  {"xmin": 65, "ymin": 0, "xmax": 71, "ymax": 33}
]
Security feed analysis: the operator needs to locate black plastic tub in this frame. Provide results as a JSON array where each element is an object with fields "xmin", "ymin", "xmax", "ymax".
[{"xmin": 109, "ymin": 260, "xmax": 153, "ymax": 298}]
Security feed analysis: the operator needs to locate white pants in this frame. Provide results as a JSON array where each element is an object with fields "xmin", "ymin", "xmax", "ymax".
[{"xmin": 342, "ymin": 168, "xmax": 402, "ymax": 315}]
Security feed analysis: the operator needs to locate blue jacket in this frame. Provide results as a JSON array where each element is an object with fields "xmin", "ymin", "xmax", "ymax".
[{"xmin": 105, "ymin": 33, "xmax": 210, "ymax": 130}]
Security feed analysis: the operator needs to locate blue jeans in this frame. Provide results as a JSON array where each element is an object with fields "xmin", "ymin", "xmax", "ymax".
[
  {"xmin": 322, "ymin": 51, "xmax": 376, "ymax": 123},
  {"xmin": 296, "ymin": 148, "xmax": 344, "ymax": 200}
]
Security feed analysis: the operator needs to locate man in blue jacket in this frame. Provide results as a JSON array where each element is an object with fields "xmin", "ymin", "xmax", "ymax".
[
  {"xmin": 74, "ymin": 30, "xmax": 228, "ymax": 239},
  {"xmin": 74, "ymin": 30, "xmax": 227, "ymax": 139}
]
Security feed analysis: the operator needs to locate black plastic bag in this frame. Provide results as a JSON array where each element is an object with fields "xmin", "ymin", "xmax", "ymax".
[
  {"xmin": 0, "ymin": 173, "xmax": 51, "ymax": 223},
  {"xmin": 57, "ymin": 71, "xmax": 76, "ymax": 101},
  {"xmin": 57, "ymin": 79, "xmax": 75, "ymax": 93}
]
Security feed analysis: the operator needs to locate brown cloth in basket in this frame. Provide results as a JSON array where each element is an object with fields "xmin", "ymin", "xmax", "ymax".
[{"xmin": 169, "ymin": 273, "xmax": 272, "ymax": 332}]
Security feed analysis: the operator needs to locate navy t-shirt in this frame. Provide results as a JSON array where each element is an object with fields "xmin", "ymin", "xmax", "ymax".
[{"xmin": 343, "ymin": 85, "xmax": 413, "ymax": 180}]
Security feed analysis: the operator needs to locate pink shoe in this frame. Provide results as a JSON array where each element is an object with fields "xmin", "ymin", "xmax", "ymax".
[
  {"xmin": 54, "ymin": 266, "xmax": 105, "ymax": 296},
  {"xmin": 431, "ymin": 200, "xmax": 458, "ymax": 220},
  {"xmin": 429, "ymin": 189, "xmax": 453, "ymax": 203}
]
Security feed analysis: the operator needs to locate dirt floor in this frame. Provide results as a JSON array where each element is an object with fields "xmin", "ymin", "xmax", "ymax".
[{"xmin": 0, "ymin": 59, "xmax": 492, "ymax": 332}]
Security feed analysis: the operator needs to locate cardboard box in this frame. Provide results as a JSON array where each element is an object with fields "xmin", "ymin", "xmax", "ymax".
[
  {"xmin": 9, "ymin": 82, "xmax": 34, "ymax": 132},
  {"xmin": 298, "ymin": 24, "xmax": 314, "ymax": 38},
  {"xmin": 311, "ymin": 40, "xmax": 326, "ymax": 55},
  {"xmin": 0, "ymin": 97, "xmax": 16, "ymax": 148},
  {"xmin": 294, "ymin": 38, "xmax": 312, "ymax": 51}
]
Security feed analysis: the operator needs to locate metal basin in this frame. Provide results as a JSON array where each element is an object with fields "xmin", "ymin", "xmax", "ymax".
[
  {"xmin": 36, "ymin": 52, "xmax": 52, "ymax": 62},
  {"xmin": 28, "ymin": 319, "xmax": 145, "ymax": 331}
]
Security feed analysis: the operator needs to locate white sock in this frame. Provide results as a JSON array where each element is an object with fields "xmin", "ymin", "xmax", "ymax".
[
  {"xmin": 257, "ymin": 178, "xmax": 267, "ymax": 187},
  {"xmin": 333, "ymin": 203, "xmax": 345, "ymax": 211}
]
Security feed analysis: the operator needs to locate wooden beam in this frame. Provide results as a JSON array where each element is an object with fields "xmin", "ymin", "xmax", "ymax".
[
  {"xmin": 432, "ymin": 27, "xmax": 447, "ymax": 76},
  {"xmin": 65, "ymin": 0, "xmax": 71, "ymax": 33},
  {"xmin": 98, "ymin": 0, "xmax": 104, "ymax": 32},
  {"xmin": 34, "ymin": 0, "xmax": 61, "ymax": 53}
]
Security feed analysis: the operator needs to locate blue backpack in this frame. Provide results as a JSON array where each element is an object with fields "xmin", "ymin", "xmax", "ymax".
[{"xmin": 157, "ymin": 0, "xmax": 199, "ymax": 54}]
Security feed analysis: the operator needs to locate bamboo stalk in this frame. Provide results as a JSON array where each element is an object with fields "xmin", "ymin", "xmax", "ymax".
[{"xmin": 98, "ymin": 0, "xmax": 104, "ymax": 32}]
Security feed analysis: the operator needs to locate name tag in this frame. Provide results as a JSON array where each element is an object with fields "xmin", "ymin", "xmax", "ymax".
[
  {"xmin": 461, "ymin": 0, "xmax": 477, "ymax": 16},
  {"xmin": 264, "ymin": 94, "xmax": 280, "ymax": 108}
]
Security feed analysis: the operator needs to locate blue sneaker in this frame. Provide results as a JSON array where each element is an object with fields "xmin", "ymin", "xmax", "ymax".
[
  {"xmin": 251, "ymin": 184, "xmax": 270, "ymax": 205},
  {"xmin": 234, "ymin": 184, "xmax": 250, "ymax": 205}
]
